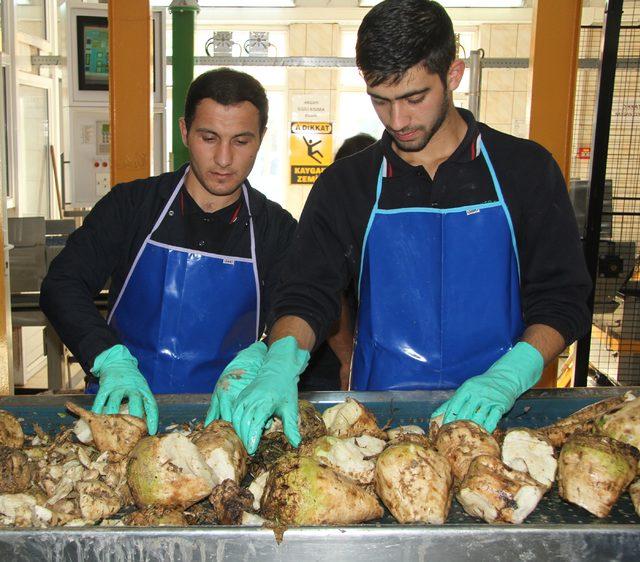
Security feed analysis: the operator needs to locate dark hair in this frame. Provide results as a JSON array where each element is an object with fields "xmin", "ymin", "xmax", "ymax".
[
  {"xmin": 184, "ymin": 67, "xmax": 268, "ymax": 133},
  {"xmin": 356, "ymin": 0, "xmax": 456, "ymax": 87},
  {"xmin": 335, "ymin": 133, "xmax": 377, "ymax": 161}
]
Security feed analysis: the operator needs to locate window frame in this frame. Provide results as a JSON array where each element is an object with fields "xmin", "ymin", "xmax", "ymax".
[
  {"xmin": 15, "ymin": 0, "xmax": 54, "ymax": 53},
  {"xmin": 15, "ymin": 70, "xmax": 55, "ymax": 218}
]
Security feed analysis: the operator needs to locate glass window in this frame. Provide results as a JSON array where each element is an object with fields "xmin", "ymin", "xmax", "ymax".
[
  {"xmin": 165, "ymin": 28, "xmax": 289, "ymax": 205},
  {"xmin": 18, "ymin": 84, "xmax": 50, "ymax": 217},
  {"xmin": 248, "ymin": 90, "xmax": 286, "ymax": 205},
  {"xmin": 335, "ymin": 91, "xmax": 383, "ymax": 151},
  {"xmin": 0, "ymin": 69, "xmax": 8, "ymax": 199},
  {"xmin": 338, "ymin": 30, "xmax": 361, "ymax": 89},
  {"xmin": 0, "ymin": 0, "xmax": 4, "ymax": 51},
  {"xmin": 16, "ymin": 0, "xmax": 47, "ymax": 40}
]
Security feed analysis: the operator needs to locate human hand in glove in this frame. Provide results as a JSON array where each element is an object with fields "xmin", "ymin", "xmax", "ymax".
[
  {"xmin": 430, "ymin": 342, "xmax": 544, "ymax": 433},
  {"xmin": 90, "ymin": 344, "xmax": 159, "ymax": 435},
  {"xmin": 232, "ymin": 336, "xmax": 310, "ymax": 455},
  {"xmin": 205, "ymin": 341, "xmax": 268, "ymax": 426}
]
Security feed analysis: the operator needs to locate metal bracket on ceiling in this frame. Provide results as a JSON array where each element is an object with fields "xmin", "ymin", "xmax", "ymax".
[{"xmin": 30, "ymin": 56, "xmax": 64, "ymax": 67}]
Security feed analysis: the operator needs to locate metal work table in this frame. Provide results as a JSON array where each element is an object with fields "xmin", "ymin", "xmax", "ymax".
[{"xmin": 0, "ymin": 388, "xmax": 638, "ymax": 561}]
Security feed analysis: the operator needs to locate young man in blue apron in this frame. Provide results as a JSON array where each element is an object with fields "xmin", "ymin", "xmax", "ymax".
[
  {"xmin": 208, "ymin": 0, "xmax": 592, "ymax": 454},
  {"xmin": 40, "ymin": 68, "xmax": 296, "ymax": 435}
]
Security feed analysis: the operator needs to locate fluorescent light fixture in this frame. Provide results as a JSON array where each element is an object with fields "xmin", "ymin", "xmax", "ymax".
[
  {"xmin": 359, "ymin": 1, "xmax": 525, "ymax": 6},
  {"xmin": 151, "ymin": 1, "xmax": 295, "ymax": 6}
]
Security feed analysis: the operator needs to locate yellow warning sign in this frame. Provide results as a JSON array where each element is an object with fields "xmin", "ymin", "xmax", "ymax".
[{"xmin": 290, "ymin": 121, "xmax": 333, "ymax": 185}]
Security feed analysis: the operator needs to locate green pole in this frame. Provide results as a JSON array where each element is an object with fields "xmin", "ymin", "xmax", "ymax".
[{"xmin": 169, "ymin": 0, "xmax": 199, "ymax": 170}]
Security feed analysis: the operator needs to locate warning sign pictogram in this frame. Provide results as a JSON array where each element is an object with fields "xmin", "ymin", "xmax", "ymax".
[{"xmin": 290, "ymin": 122, "xmax": 333, "ymax": 185}]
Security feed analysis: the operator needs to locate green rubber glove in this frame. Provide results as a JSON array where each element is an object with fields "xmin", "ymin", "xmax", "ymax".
[
  {"xmin": 90, "ymin": 344, "xmax": 158, "ymax": 435},
  {"xmin": 232, "ymin": 336, "xmax": 310, "ymax": 455},
  {"xmin": 431, "ymin": 342, "xmax": 544, "ymax": 433},
  {"xmin": 205, "ymin": 341, "xmax": 268, "ymax": 426}
]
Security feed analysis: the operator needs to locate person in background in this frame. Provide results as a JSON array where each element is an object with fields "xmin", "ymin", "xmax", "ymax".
[
  {"xmin": 299, "ymin": 133, "xmax": 377, "ymax": 392},
  {"xmin": 209, "ymin": 0, "xmax": 591, "ymax": 455},
  {"xmin": 41, "ymin": 68, "xmax": 296, "ymax": 435}
]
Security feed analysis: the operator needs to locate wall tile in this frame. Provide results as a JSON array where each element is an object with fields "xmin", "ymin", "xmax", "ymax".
[
  {"xmin": 485, "ymin": 91, "xmax": 514, "ymax": 124},
  {"xmin": 307, "ymin": 24, "xmax": 333, "ymax": 56},
  {"xmin": 479, "ymin": 24, "xmax": 491, "ymax": 53},
  {"xmin": 479, "ymin": 94, "xmax": 488, "ymax": 123},
  {"xmin": 489, "ymin": 24, "xmax": 518, "ymax": 58},
  {"xmin": 289, "ymin": 24, "xmax": 306, "ymax": 56},
  {"xmin": 512, "ymin": 92, "xmax": 528, "ymax": 129},
  {"xmin": 305, "ymin": 69, "xmax": 332, "ymax": 90},
  {"xmin": 331, "ymin": 23, "xmax": 341, "ymax": 55},
  {"xmin": 513, "ymin": 69, "xmax": 529, "ymax": 92},
  {"xmin": 483, "ymin": 68, "xmax": 515, "ymax": 92},
  {"xmin": 516, "ymin": 24, "xmax": 532, "ymax": 59},
  {"xmin": 288, "ymin": 70, "xmax": 306, "ymax": 91}
]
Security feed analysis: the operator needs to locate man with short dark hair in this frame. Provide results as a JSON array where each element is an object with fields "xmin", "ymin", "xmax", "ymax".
[
  {"xmin": 41, "ymin": 68, "xmax": 296, "ymax": 435},
  {"xmin": 210, "ymin": 0, "xmax": 592, "ymax": 454}
]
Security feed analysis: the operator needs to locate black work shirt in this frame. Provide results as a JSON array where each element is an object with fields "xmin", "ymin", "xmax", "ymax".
[
  {"xmin": 40, "ymin": 165, "xmax": 297, "ymax": 374},
  {"xmin": 152, "ymin": 187, "xmax": 244, "ymax": 254},
  {"xmin": 270, "ymin": 108, "xmax": 592, "ymax": 347}
]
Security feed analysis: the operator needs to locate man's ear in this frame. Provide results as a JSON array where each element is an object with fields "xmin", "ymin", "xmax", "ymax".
[
  {"xmin": 447, "ymin": 59, "xmax": 466, "ymax": 92},
  {"xmin": 179, "ymin": 117, "xmax": 188, "ymax": 147}
]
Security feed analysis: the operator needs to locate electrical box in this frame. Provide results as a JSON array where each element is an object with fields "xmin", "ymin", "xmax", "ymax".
[
  {"xmin": 64, "ymin": 6, "xmax": 167, "ymax": 207},
  {"xmin": 69, "ymin": 109, "xmax": 111, "ymax": 206}
]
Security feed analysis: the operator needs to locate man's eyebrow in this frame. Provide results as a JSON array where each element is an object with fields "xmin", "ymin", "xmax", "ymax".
[
  {"xmin": 367, "ymin": 86, "xmax": 431, "ymax": 102},
  {"xmin": 194, "ymin": 127, "xmax": 256, "ymax": 138}
]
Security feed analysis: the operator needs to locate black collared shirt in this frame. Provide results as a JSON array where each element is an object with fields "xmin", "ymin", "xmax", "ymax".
[
  {"xmin": 270, "ymin": 108, "xmax": 592, "ymax": 348},
  {"xmin": 40, "ymin": 166, "xmax": 297, "ymax": 374},
  {"xmin": 152, "ymin": 186, "xmax": 245, "ymax": 255}
]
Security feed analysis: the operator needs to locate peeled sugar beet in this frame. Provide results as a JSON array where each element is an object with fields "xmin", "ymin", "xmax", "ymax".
[
  {"xmin": 0, "ymin": 446, "xmax": 31, "ymax": 493},
  {"xmin": 388, "ymin": 433, "xmax": 432, "ymax": 448},
  {"xmin": 261, "ymin": 454, "xmax": 383, "ymax": 525},
  {"xmin": 540, "ymin": 392, "xmax": 635, "ymax": 449},
  {"xmin": 558, "ymin": 433, "xmax": 638, "ymax": 518},
  {"xmin": 435, "ymin": 420, "xmax": 500, "ymax": 481},
  {"xmin": 322, "ymin": 397, "xmax": 387, "ymax": 441},
  {"xmin": 375, "ymin": 442, "xmax": 453, "ymax": 524},
  {"xmin": 386, "ymin": 425, "xmax": 426, "ymax": 441},
  {"xmin": 346, "ymin": 434, "xmax": 387, "ymax": 457},
  {"xmin": 127, "ymin": 433, "xmax": 214, "ymax": 508},
  {"xmin": 248, "ymin": 471, "xmax": 270, "ymax": 511},
  {"xmin": 457, "ymin": 455, "xmax": 545, "ymax": 524},
  {"xmin": 66, "ymin": 402, "xmax": 147, "ymax": 455},
  {"xmin": 0, "ymin": 410, "xmax": 24, "ymax": 449},
  {"xmin": 300, "ymin": 435, "xmax": 377, "ymax": 485},
  {"xmin": 501, "ymin": 428, "xmax": 557, "ymax": 490},
  {"xmin": 596, "ymin": 394, "xmax": 640, "ymax": 451},
  {"xmin": 192, "ymin": 420, "xmax": 247, "ymax": 485}
]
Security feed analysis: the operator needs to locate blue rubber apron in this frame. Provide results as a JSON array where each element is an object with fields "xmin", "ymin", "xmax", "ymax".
[
  {"xmin": 351, "ymin": 138, "xmax": 524, "ymax": 390},
  {"xmin": 89, "ymin": 168, "xmax": 260, "ymax": 394}
]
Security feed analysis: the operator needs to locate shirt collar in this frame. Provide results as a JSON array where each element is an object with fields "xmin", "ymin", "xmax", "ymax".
[
  {"xmin": 381, "ymin": 107, "xmax": 482, "ymax": 176},
  {"xmin": 179, "ymin": 185, "xmax": 244, "ymax": 221}
]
